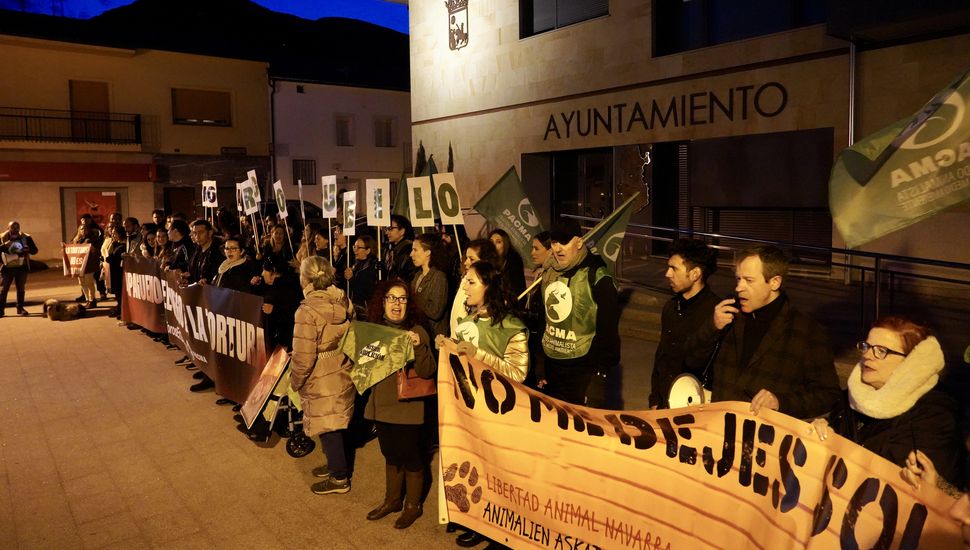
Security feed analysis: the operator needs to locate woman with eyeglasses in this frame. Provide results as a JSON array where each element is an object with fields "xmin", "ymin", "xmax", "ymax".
[
  {"xmin": 361, "ymin": 279, "xmax": 436, "ymax": 529},
  {"xmin": 212, "ymin": 236, "xmax": 258, "ymax": 293},
  {"xmin": 345, "ymin": 235, "xmax": 378, "ymax": 318},
  {"xmin": 809, "ymin": 315, "xmax": 964, "ymax": 486}
]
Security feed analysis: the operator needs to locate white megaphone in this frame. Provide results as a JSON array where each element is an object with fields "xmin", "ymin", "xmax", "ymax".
[{"xmin": 667, "ymin": 373, "xmax": 712, "ymax": 409}]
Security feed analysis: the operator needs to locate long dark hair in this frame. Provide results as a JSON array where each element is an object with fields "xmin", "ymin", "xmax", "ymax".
[
  {"xmin": 368, "ymin": 278, "xmax": 426, "ymax": 329},
  {"xmin": 414, "ymin": 233, "xmax": 449, "ymax": 272},
  {"xmin": 465, "ymin": 238, "xmax": 500, "ymax": 266},
  {"xmin": 468, "ymin": 261, "xmax": 516, "ymax": 326}
]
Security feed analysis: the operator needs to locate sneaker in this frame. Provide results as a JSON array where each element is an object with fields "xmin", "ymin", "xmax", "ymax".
[
  {"xmin": 311, "ymin": 465, "xmax": 330, "ymax": 478},
  {"xmin": 17, "ymin": 308, "xmax": 28, "ymax": 316},
  {"xmin": 175, "ymin": 355, "xmax": 191, "ymax": 364},
  {"xmin": 192, "ymin": 371, "xmax": 205, "ymax": 380},
  {"xmin": 311, "ymin": 477, "xmax": 350, "ymax": 495},
  {"xmin": 75, "ymin": 294, "xmax": 85, "ymax": 302}
]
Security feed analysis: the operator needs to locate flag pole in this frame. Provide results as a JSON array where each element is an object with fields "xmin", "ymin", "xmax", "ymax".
[
  {"xmin": 453, "ymin": 225, "xmax": 463, "ymax": 261},
  {"xmin": 377, "ymin": 229, "xmax": 383, "ymax": 281}
]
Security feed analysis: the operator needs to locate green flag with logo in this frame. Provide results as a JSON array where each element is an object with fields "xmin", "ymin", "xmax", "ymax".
[
  {"xmin": 473, "ymin": 166, "xmax": 544, "ymax": 263},
  {"xmin": 582, "ymin": 192, "xmax": 640, "ymax": 275},
  {"xmin": 830, "ymin": 67, "xmax": 970, "ymax": 248},
  {"xmin": 392, "ymin": 171, "xmax": 409, "ymax": 218},
  {"xmin": 340, "ymin": 321, "xmax": 415, "ymax": 394}
]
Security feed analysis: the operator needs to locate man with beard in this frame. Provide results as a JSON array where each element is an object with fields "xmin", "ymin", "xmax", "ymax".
[{"xmin": 649, "ymin": 239, "xmax": 720, "ymax": 409}]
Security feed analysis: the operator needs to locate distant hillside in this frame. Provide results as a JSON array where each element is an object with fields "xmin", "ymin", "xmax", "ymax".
[{"xmin": 0, "ymin": 0, "xmax": 410, "ymax": 90}]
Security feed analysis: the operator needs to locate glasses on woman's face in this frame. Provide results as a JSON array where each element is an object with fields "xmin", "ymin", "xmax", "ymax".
[
  {"xmin": 384, "ymin": 295, "xmax": 408, "ymax": 304},
  {"xmin": 856, "ymin": 341, "xmax": 906, "ymax": 360},
  {"xmin": 223, "ymin": 246, "xmax": 240, "ymax": 251},
  {"xmin": 353, "ymin": 246, "xmax": 369, "ymax": 251}
]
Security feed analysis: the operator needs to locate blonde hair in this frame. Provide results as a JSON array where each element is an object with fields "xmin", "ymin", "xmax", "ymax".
[{"xmin": 299, "ymin": 256, "xmax": 335, "ymax": 290}]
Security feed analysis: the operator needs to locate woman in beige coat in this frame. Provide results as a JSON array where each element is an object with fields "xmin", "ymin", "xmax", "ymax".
[{"xmin": 290, "ymin": 256, "xmax": 355, "ymax": 495}]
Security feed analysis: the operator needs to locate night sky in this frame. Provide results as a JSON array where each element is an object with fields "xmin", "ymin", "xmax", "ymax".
[{"xmin": 0, "ymin": 0, "xmax": 409, "ymax": 33}]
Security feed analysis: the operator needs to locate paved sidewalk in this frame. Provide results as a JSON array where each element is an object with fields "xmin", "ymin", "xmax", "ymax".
[{"xmin": 0, "ymin": 270, "xmax": 456, "ymax": 549}]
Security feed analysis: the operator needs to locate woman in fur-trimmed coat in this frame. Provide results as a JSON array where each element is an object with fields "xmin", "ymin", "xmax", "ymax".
[
  {"xmin": 290, "ymin": 256, "xmax": 355, "ymax": 495},
  {"xmin": 810, "ymin": 315, "xmax": 965, "ymax": 487}
]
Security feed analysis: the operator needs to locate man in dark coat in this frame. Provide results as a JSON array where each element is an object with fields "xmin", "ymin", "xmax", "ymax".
[
  {"xmin": 690, "ymin": 244, "xmax": 840, "ymax": 419},
  {"xmin": 383, "ymin": 214, "xmax": 415, "ymax": 282},
  {"xmin": 650, "ymin": 239, "xmax": 720, "ymax": 409},
  {"xmin": 187, "ymin": 219, "xmax": 224, "ymax": 285},
  {"xmin": 1, "ymin": 221, "xmax": 39, "ymax": 317}
]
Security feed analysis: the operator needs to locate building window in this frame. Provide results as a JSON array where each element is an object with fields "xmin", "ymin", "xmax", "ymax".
[
  {"xmin": 374, "ymin": 116, "xmax": 396, "ymax": 148},
  {"xmin": 171, "ymin": 88, "xmax": 231, "ymax": 126},
  {"xmin": 296, "ymin": 85, "xmax": 305, "ymax": 94},
  {"xmin": 520, "ymin": 0, "xmax": 608, "ymax": 38},
  {"xmin": 293, "ymin": 159, "xmax": 316, "ymax": 186},
  {"xmin": 653, "ymin": 0, "xmax": 828, "ymax": 57},
  {"xmin": 336, "ymin": 115, "xmax": 355, "ymax": 147}
]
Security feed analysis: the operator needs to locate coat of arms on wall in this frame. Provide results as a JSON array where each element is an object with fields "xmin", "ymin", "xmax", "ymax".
[{"xmin": 445, "ymin": 0, "xmax": 468, "ymax": 51}]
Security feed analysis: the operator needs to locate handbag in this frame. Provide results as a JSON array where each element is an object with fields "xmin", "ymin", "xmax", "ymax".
[{"xmin": 396, "ymin": 367, "xmax": 436, "ymax": 400}]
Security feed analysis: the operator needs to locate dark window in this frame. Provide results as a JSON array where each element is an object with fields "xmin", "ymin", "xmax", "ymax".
[
  {"xmin": 374, "ymin": 116, "xmax": 396, "ymax": 148},
  {"xmin": 520, "ymin": 0, "xmax": 608, "ymax": 38},
  {"xmin": 653, "ymin": 0, "xmax": 828, "ymax": 57},
  {"xmin": 336, "ymin": 115, "xmax": 354, "ymax": 147},
  {"xmin": 171, "ymin": 88, "xmax": 231, "ymax": 126},
  {"xmin": 296, "ymin": 85, "xmax": 305, "ymax": 94},
  {"xmin": 293, "ymin": 159, "xmax": 316, "ymax": 186}
]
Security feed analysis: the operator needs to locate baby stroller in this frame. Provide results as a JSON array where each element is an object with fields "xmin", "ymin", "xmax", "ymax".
[{"xmin": 258, "ymin": 367, "xmax": 316, "ymax": 458}]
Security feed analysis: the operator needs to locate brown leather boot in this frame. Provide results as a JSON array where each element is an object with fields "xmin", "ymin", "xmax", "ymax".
[
  {"xmin": 394, "ymin": 470, "xmax": 424, "ymax": 529},
  {"xmin": 367, "ymin": 464, "xmax": 404, "ymax": 520}
]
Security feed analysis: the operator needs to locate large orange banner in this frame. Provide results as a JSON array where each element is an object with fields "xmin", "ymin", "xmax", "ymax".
[{"xmin": 437, "ymin": 354, "xmax": 961, "ymax": 549}]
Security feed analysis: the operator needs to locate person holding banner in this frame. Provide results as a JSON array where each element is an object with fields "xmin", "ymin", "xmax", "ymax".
[
  {"xmin": 384, "ymin": 214, "xmax": 416, "ymax": 282},
  {"xmin": 213, "ymin": 236, "xmax": 259, "ymax": 293},
  {"xmin": 154, "ymin": 227, "xmax": 174, "ymax": 268},
  {"xmin": 410, "ymin": 233, "xmax": 451, "ymax": 341},
  {"xmin": 810, "ymin": 316, "xmax": 965, "ymax": 487},
  {"xmin": 539, "ymin": 219, "xmax": 620, "ymax": 406},
  {"xmin": 488, "ymin": 229, "xmax": 527, "ymax": 299},
  {"xmin": 361, "ymin": 278, "xmax": 437, "ymax": 528},
  {"xmin": 71, "ymin": 216, "xmax": 102, "ymax": 309},
  {"xmin": 186, "ymin": 220, "xmax": 224, "ymax": 286},
  {"xmin": 449, "ymin": 239, "xmax": 501, "ymax": 337},
  {"xmin": 439, "ymin": 261, "xmax": 529, "ymax": 383},
  {"xmin": 291, "ymin": 256, "xmax": 356, "ymax": 495},
  {"xmin": 1, "ymin": 221, "xmax": 38, "ymax": 317},
  {"xmin": 103, "ymin": 223, "xmax": 127, "ymax": 318},
  {"xmin": 165, "ymin": 220, "xmax": 195, "ymax": 275},
  {"xmin": 693, "ymin": 245, "xmax": 840, "ymax": 419}
]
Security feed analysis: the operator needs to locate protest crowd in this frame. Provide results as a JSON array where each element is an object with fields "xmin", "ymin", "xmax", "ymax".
[{"xmin": 4, "ymin": 192, "xmax": 969, "ymax": 548}]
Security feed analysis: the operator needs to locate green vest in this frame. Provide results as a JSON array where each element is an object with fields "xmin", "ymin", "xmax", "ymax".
[
  {"xmin": 455, "ymin": 314, "xmax": 527, "ymax": 359},
  {"xmin": 541, "ymin": 265, "xmax": 610, "ymax": 359}
]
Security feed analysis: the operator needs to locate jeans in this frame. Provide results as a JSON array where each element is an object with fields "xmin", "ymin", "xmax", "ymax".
[{"xmin": 0, "ymin": 266, "xmax": 28, "ymax": 310}]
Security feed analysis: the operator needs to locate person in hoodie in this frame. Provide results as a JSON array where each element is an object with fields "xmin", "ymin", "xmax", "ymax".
[
  {"xmin": 290, "ymin": 256, "xmax": 356, "ymax": 495},
  {"xmin": 539, "ymin": 219, "xmax": 620, "ymax": 406}
]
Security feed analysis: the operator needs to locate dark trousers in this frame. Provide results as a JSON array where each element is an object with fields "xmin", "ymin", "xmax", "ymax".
[
  {"xmin": 542, "ymin": 360, "xmax": 594, "ymax": 406},
  {"xmin": 0, "ymin": 267, "xmax": 28, "ymax": 310},
  {"xmin": 319, "ymin": 430, "xmax": 349, "ymax": 480},
  {"xmin": 376, "ymin": 421, "xmax": 425, "ymax": 472}
]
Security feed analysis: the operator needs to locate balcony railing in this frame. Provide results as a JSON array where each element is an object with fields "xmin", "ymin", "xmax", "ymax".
[{"xmin": 0, "ymin": 107, "xmax": 142, "ymax": 145}]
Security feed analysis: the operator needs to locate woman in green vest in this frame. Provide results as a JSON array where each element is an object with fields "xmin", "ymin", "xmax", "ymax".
[
  {"xmin": 438, "ymin": 260, "xmax": 529, "ymax": 383},
  {"xmin": 437, "ymin": 261, "xmax": 529, "ymax": 547}
]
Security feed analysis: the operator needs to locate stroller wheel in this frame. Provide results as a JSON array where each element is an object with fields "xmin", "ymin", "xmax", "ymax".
[{"xmin": 286, "ymin": 433, "xmax": 316, "ymax": 458}]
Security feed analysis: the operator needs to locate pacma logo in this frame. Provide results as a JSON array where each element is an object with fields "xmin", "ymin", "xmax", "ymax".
[{"xmin": 445, "ymin": 0, "xmax": 468, "ymax": 51}]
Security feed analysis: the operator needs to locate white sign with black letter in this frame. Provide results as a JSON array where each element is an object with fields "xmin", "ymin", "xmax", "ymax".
[
  {"xmin": 365, "ymin": 178, "xmax": 390, "ymax": 227},
  {"xmin": 273, "ymin": 180, "xmax": 288, "ymax": 219},
  {"xmin": 343, "ymin": 191, "xmax": 357, "ymax": 236},
  {"xmin": 202, "ymin": 180, "xmax": 218, "ymax": 208},
  {"xmin": 321, "ymin": 175, "xmax": 338, "ymax": 219},
  {"xmin": 407, "ymin": 176, "xmax": 435, "ymax": 228},
  {"xmin": 432, "ymin": 172, "xmax": 464, "ymax": 225}
]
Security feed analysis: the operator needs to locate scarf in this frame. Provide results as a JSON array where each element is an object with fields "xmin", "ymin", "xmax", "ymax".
[
  {"xmin": 216, "ymin": 257, "xmax": 246, "ymax": 276},
  {"xmin": 847, "ymin": 336, "xmax": 944, "ymax": 419},
  {"xmin": 540, "ymin": 244, "xmax": 587, "ymax": 287}
]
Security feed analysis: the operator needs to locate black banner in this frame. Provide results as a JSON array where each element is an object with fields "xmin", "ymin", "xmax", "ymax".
[{"xmin": 122, "ymin": 256, "xmax": 268, "ymax": 403}]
